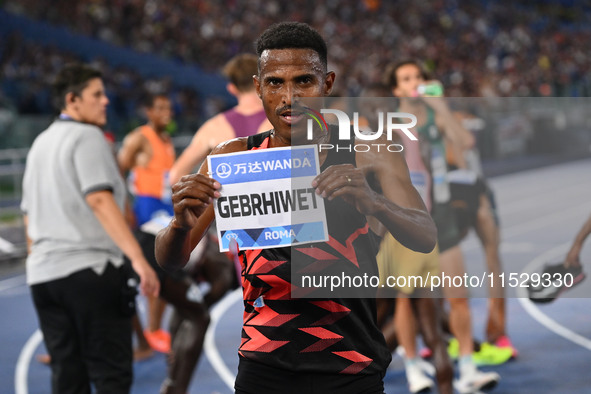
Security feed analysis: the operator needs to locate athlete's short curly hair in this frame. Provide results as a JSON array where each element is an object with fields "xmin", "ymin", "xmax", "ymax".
[
  {"xmin": 143, "ymin": 93, "xmax": 170, "ymax": 109},
  {"xmin": 255, "ymin": 22, "xmax": 327, "ymax": 70}
]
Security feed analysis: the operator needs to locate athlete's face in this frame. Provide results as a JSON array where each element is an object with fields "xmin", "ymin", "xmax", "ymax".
[
  {"xmin": 393, "ymin": 64, "xmax": 424, "ymax": 99},
  {"xmin": 71, "ymin": 78, "xmax": 109, "ymax": 127},
  {"xmin": 254, "ymin": 48, "xmax": 335, "ymax": 145},
  {"xmin": 147, "ymin": 96, "xmax": 172, "ymax": 130}
]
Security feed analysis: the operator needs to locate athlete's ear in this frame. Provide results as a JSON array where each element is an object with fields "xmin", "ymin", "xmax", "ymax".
[
  {"xmin": 254, "ymin": 74, "xmax": 262, "ymax": 99},
  {"xmin": 226, "ymin": 83, "xmax": 240, "ymax": 98},
  {"xmin": 324, "ymin": 71, "xmax": 336, "ymax": 96}
]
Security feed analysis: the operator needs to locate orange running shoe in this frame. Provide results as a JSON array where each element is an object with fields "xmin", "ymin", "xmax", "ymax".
[{"xmin": 144, "ymin": 329, "xmax": 171, "ymax": 353}]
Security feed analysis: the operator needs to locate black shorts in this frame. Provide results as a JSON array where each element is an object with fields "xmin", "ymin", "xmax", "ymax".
[
  {"xmin": 134, "ymin": 230, "xmax": 186, "ymax": 284},
  {"xmin": 431, "ymin": 202, "xmax": 462, "ymax": 253},
  {"xmin": 235, "ymin": 356, "xmax": 385, "ymax": 394},
  {"xmin": 449, "ymin": 178, "xmax": 486, "ymax": 216},
  {"xmin": 450, "ymin": 178, "xmax": 499, "ymax": 235}
]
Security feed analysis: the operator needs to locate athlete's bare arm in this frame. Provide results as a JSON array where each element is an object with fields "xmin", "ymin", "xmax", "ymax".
[
  {"xmin": 116, "ymin": 129, "xmax": 147, "ymax": 227},
  {"xmin": 156, "ymin": 138, "xmax": 247, "ymax": 271},
  {"xmin": 423, "ymin": 96, "xmax": 474, "ymax": 150},
  {"xmin": 312, "ymin": 134, "xmax": 436, "ymax": 253},
  {"xmin": 169, "ymin": 116, "xmax": 236, "ymax": 184},
  {"xmin": 117, "ymin": 129, "xmax": 147, "ymax": 174}
]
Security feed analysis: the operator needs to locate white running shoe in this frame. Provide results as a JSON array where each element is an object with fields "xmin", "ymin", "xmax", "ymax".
[
  {"xmin": 406, "ymin": 359, "xmax": 434, "ymax": 393},
  {"xmin": 417, "ymin": 358, "xmax": 436, "ymax": 377},
  {"xmin": 454, "ymin": 361, "xmax": 499, "ymax": 393}
]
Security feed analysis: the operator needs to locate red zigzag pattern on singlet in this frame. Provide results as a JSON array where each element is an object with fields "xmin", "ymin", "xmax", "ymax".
[
  {"xmin": 247, "ymin": 306, "xmax": 299, "ymax": 327},
  {"xmin": 240, "ymin": 253, "xmax": 296, "ymax": 354},
  {"xmin": 325, "ymin": 223, "xmax": 370, "ymax": 268},
  {"xmin": 299, "ymin": 327, "xmax": 343, "ymax": 353},
  {"xmin": 239, "ymin": 222, "xmax": 373, "ymax": 366},
  {"xmin": 333, "ymin": 350, "xmax": 373, "ymax": 374},
  {"xmin": 309, "ymin": 300, "xmax": 351, "ymax": 326},
  {"xmin": 292, "ymin": 223, "xmax": 370, "ymax": 281},
  {"xmin": 242, "ymin": 253, "xmax": 291, "ymax": 301},
  {"xmin": 240, "ymin": 326, "xmax": 290, "ymax": 353},
  {"xmin": 238, "ymin": 132, "xmax": 376, "ymax": 370}
]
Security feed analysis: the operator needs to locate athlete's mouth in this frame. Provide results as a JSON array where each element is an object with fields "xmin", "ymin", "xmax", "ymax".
[
  {"xmin": 281, "ymin": 111, "xmax": 303, "ymax": 122},
  {"xmin": 278, "ymin": 107, "xmax": 305, "ymax": 124}
]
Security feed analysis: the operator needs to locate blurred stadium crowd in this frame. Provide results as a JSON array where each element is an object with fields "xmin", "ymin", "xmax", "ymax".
[
  {"xmin": 1, "ymin": 0, "xmax": 591, "ymax": 134},
  {"xmin": 0, "ymin": 33, "xmax": 205, "ymax": 134}
]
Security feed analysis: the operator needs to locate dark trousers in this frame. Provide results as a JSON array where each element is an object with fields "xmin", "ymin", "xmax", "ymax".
[{"xmin": 31, "ymin": 262, "xmax": 133, "ymax": 394}]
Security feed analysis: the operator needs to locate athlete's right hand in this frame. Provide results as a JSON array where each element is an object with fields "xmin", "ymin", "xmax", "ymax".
[{"xmin": 171, "ymin": 174, "xmax": 221, "ymax": 230}]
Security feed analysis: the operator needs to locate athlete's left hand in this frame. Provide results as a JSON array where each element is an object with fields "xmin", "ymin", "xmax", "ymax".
[{"xmin": 312, "ymin": 164, "xmax": 378, "ymax": 215}]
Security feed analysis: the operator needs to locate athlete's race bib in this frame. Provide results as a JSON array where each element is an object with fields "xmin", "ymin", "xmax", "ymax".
[{"xmin": 208, "ymin": 146, "xmax": 329, "ymax": 252}]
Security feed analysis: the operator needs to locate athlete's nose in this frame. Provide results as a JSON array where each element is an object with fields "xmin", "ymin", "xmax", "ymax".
[{"xmin": 281, "ymin": 83, "xmax": 295, "ymax": 106}]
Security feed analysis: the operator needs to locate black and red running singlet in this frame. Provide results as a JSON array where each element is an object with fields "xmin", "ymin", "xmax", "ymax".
[{"xmin": 237, "ymin": 129, "xmax": 391, "ymax": 375}]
